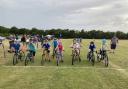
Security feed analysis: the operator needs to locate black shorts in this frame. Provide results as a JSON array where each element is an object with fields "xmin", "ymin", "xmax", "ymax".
[
  {"xmin": 111, "ymin": 44, "xmax": 116, "ymax": 49},
  {"xmin": 30, "ymin": 51, "xmax": 36, "ymax": 56}
]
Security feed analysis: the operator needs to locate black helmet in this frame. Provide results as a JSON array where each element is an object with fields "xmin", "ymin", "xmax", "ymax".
[{"xmin": 90, "ymin": 41, "xmax": 94, "ymax": 44}]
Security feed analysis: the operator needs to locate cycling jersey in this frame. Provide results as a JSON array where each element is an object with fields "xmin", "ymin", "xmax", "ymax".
[
  {"xmin": 53, "ymin": 40, "xmax": 58, "ymax": 48},
  {"xmin": 89, "ymin": 44, "xmax": 96, "ymax": 51},
  {"xmin": 28, "ymin": 43, "xmax": 36, "ymax": 52},
  {"xmin": 72, "ymin": 43, "xmax": 80, "ymax": 49},
  {"xmin": 13, "ymin": 43, "xmax": 20, "ymax": 51},
  {"xmin": 43, "ymin": 43, "xmax": 50, "ymax": 49}
]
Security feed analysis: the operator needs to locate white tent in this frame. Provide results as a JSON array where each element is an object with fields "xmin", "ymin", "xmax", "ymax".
[{"xmin": 0, "ymin": 36, "xmax": 5, "ymax": 40}]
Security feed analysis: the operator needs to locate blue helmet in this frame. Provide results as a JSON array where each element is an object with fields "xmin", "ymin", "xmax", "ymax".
[{"xmin": 102, "ymin": 38, "xmax": 106, "ymax": 45}]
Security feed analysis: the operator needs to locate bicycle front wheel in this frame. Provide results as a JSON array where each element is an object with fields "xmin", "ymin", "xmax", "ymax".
[
  {"xmin": 104, "ymin": 55, "xmax": 109, "ymax": 67},
  {"xmin": 72, "ymin": 55, "xmax": 75, "ymax": 65},
  {"xmin": 13, "ymin": 54, "xmax": 18, "ymax": 65},
  {"xmin": 25, "ymin": 57, "xmax": 29, "ymax": 66},
  {"xmin": 41, "ymin": 54, "xmax": 44, "ymax": 65},
  {"xmin": 91, "ymin": 55, "xmax": 95, "ymax": 66}
]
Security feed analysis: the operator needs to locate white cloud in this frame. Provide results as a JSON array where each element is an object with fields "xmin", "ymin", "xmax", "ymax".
[{"xmin": 0, "ymin": 0, "xmax": 128, "ymax": 32}]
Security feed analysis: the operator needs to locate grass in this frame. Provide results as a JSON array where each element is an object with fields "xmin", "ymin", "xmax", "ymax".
[{"xmin": 0, "ymin": 39, "xmax": 128, "ymax": 89}]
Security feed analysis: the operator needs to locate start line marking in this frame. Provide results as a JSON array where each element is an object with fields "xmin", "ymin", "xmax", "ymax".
[{"xmin": 2, "ymin": 66, "xmax": 127, "ymax": 71}]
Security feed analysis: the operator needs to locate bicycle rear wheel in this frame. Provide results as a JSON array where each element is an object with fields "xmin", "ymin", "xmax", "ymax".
[
  {"xmin": 52, "ymin": 50, "xmax": 56, "ymax": 59},
  {"xmin": 13, "ymin": 54, "xmax": 18, "ymax": 65},
  {"xmin": 72, "ymin": 55, "xmax": 75, "ymax": 65},
  {"xmin": 97, "ymin": 54, "xmax": 101, "ymax": 62},
  {"xmin": 78, "ymin": 56, "xmax": 81, "ymax": 62},
  {"xmin": 57, "ymin": 59, "xmax": 59, "ymax": 66},
  {"xmin": 104, "ymin": 55, "xmax": 109, "ymax": 67},
  {"xmin": 41, "ymin": 54, "xmax": 44, "ymax": 65},
  {"xmin": 25, "ymin": 56, "xmax": 29, "ymax": 66},
  {"xmin": 91, "ymin": 55, "xmax": 95, "ymax": 66}
]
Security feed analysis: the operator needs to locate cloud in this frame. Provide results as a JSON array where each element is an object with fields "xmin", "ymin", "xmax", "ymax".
[{"xmin": 0, "ymin": 0, "xmax": 128, "ymax": 32}]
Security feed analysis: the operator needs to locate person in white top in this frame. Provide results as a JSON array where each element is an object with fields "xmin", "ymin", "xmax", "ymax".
[{"xmin": 70, "ymin": 39, "xmax": 81, "ymax": 55}]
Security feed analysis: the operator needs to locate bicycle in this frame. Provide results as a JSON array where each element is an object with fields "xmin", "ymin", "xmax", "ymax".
[
  {"xmin": 56, "ymin": 51, "xmax": 64, "ymax": 66},
  {"xmin": 41, "ymin": 49, "xmax": 50, "ymax": 65},
  {"xmin": 72, "ymin": 49, "xmax": 81, "ymax": 65},
  {"xmin": 13, "ymin": 50, "xmax": 25, "ymax": 65},
  {"xmin": 87, "ymin": 51, "xmax": 95, "ymax": 66},
  {"xmin": 25, "ymin": 51, "xmax": 34, "ymax": 66},
  {"xmin": 97, "ymin": 50, "xmax": 109, "ymax": 67}
]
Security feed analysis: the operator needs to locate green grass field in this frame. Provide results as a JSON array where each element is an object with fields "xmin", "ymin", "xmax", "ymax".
[{"xmin": 0, "ymin": 39, "xmax": 128, "ymax": 89}]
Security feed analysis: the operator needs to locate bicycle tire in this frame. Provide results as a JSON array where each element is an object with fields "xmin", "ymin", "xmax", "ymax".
[
  {"xmin": 25, "ymin": 56, "xmax": 29, "ymax": 66},
  {"xmin": 72, "ymin": 55, "xmax": 75, "ymax": 65},
  {"xmin": 57, "ymin": 59, "xmax": 59, "ymax": 66},
  {"xmin": 91, "ymin": 54, "xmax": 95, "ymax": 66},
  {"xmin": 13, "ymin": 54, "xmax": 18, "ymax": 65},
  {"xmin": 104, "ymin": 55, "xmax": 109, "ymax": 67},
  {"xmin": 41, "ymin": 54, "xmax": 44, "ymax": 65}
]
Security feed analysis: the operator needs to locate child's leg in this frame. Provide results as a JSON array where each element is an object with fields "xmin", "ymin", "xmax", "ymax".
[
  {"xmin": 60, "ymin": 51, "xmax": 64, "ymax": 62},
  {"xmin": 47, "ymin": 50, "xmax": 50, "ymax": 61}
]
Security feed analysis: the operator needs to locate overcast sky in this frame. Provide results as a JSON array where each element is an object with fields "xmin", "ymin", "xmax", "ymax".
[{"xmin": 0, "ymin": 0, "xmax": 128, "ymax": 32}]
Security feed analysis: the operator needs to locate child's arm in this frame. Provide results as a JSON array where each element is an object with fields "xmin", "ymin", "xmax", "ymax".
[{"xmin": 62, "ymin": 46, "xmax": 65, "ymax": 51}]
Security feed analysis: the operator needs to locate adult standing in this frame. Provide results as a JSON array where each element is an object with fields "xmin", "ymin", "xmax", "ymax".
[
  {"xmin": 0, "ymin": 37, "xmax": 6, "ymax": 58},
  {"xmin": 110, "ymin": 35, "xmax": 118, "ymax": 53}
]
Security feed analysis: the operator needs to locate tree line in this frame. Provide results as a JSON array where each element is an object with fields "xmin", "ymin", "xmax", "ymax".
[{"xmin": 0, "ymin": 26, "xmax": 128, "ymax": 39}]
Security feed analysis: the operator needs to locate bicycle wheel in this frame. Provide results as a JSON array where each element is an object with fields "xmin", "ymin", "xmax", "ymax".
[
  {"xmin": 97, "ymin": 54, "xmax": 101, "ymax": 62},
  {"xmin": 104, "ymin": 55, "xmax": 109, "ymax": 67},
  {"xmin": 72, "ymin": 55, "xmax": 75, "ymax": 65},
  {"xmin": 56, "ymin": 54, "xmax": 61, "ymax": 66},
  {"xmin": 57, "ymin": 59, "xmax": 59, "ymax": 66},
  {"xmin": 87, "ymin": 52, "xmax": 90, "ymax": 61},
  {"xmin": 91, "ymin": 54, "xmax": 95, "ymax": 66},
  {"xmin": 78, "ymin": 55, "xmax": 81, "ymax": 62},
  {"xmin": 52, "ymin": 50, "xmax": 56, "ymax": 59},
  {"xmin": 25, "ymin": 56, "xmax": 29, "ymax": 66},
  {"xmin": 41, "ymin": 54, "xmax": 44, "ymax": 65},
  {"xmin": 29, "ymin": 53, "xmax": 34, "ymax": 63},
  {"xmin": 13, "ymin": 54, "xmax": 18, "ymax": 65}
]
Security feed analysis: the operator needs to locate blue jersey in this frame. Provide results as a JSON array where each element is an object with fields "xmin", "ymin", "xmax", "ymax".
[
  {"xmin": 89, "ymin": 44, "xmax": 96, "ymax": 51},
  {"xmin": 52, "ymin": 40, "xmax": 58, "ymax": 48},
  {"xmin": 43, "ymin": 43, "xmax": 50, "ymax": 49},
  {"xmin": 13, "ymin": 43, "xmax": 20, "ymax": 51},
  {"xmin": 28, "ymin": 43, "xmax": 36, "ymax": 52}
]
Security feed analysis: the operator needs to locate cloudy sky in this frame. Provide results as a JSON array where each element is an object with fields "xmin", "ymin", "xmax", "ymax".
[{"xmin": 0, "ymin": 0, "xmax": 128, "ymax": 32}]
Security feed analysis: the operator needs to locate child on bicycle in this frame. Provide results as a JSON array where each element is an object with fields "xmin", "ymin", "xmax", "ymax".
[
  {"xmin": 42, "ymin": 40, "xmax": 51, "ymax": 62},
  {"xmin": 98, "ymin": 38, "xmax": 109, "ymax": 59},
  {"xmin": 101, "ymin": 38, "xmax": 108, "ymax": 51},
  {"xmin": 52, "ymin": 38, "xmax": 58, "ymax": 57},
  {"xmin": 55, "ymin": 41, "xmax": 64, "ymax": 63},
  {"xmin": 70, "ymin": 40, "xmax": 81, "ymax": 56},
  {"xmin": 89, "ymin": 41, "xmax": 96, "ymax": 51},
  {"xmin": 12, "ymin": 40, "xmax": 21, "ymax": 53},
  {"xmin": 28, "ymin": 39, "xmax": 36, "ymax": 62},
  {"xmin": 20, "ymin": 42, "xmax": 27, "ymax": 53},
  {"xmin": 87, "ymin": 41, "xmax": 96, "ymax": 60}
]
